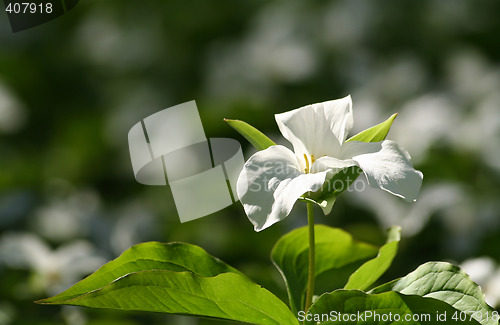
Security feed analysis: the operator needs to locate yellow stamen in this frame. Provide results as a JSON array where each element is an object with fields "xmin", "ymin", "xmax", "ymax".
[
  {"xmin": 311, "ymin": 154, "xmax": 316, "ymax": 164},
  {"xmin": 303, "ymin": 154, "xmax": 310, "ymax": 174}
]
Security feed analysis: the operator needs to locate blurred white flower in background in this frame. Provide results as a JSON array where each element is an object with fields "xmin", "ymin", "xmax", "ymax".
[
  {"xmin": 204, "ymin": 2, "xmax": 317, "ymax": 101},
  {"xmin": 73, "ymin": 7, "xmax": 161, "ymax": 71},
  {"xmin": 246, "ymin": 2, "xmax": 317, "ymax": 83},
  {"xmin": 0, "ymin": 80, "xmax": 27, "ymax": 134},
  {"xmin": 355, "ymin": 56, "xmax": 428, "ymax": 103},
  {"xmin": 0, "ymin": 302, "xmax": 15, "ymax": 325},
  {"xmin": 0, "ymin": 233, "xmax": 105, "ymax": 296},
  {"xmin": 350, "ymin": 179, "xmax": 500, "ymax": 257},
  {"xmin": 60, "ymin": 306, "xmax": 88, "ymax": 325},
  {"xmin": 103, "ymin": 81, "xmax": 168, "ymax": 147},
  {"xmin": 110, "ymin": 201, "xmax": 159, "ymax": 256},
  {"xmin": 348, "ymin": 181, "xmax": 466, "ymax": 237},
  {"xmin": 390, "ymin": 94, "xmax": 459, "ymax": 164},
  {"xmin": 446, "ymin": 49, "xmax": 500, "ymax": 104},
  {"xmin": 321, "ymin": 0, "xmax": 373, "ymax": 50},
  {"xmin": 449, "ymin": 91, "xmax": 500, "ymax": 173},
  {"xmin": 460, "ymin": 257, "xmax": 500, "ymax": 308},
  {"xmin": 476, "ymin": 93, "xmax": 500, "ymax": 173},
  {"xmin": 31, "ymin": 182, "xmax": 100, "ymax": 242}
]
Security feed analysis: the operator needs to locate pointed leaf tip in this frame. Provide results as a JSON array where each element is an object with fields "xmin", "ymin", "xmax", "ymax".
[
  {"xmin": 36, "ymin": 241, "xmax": 298, "ymax": 325},
  {"xmin": 225, "ymin": 118, "xmax": 276, "ymax": 150},
  {"xmin": 347, "ymin": 113, "xmax": 398, "ymax": 143}
]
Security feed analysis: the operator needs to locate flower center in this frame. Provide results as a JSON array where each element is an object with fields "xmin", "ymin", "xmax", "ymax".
[{"xmin": 303, "ymin": 154, "xmax": 316, "ymax": 174}]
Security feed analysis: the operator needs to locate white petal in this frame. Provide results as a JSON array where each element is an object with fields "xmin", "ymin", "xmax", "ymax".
[
  {"xmin": 311, "ymin": 156, "xmax": 358, "ymax": 174},
  {"xmin": 237, "ymin": 145, "xmax": 332, "ymax": 231},
  {"xmin": 275, "ymin": 95, "xmax": 353, "ymax": 170},
  {"xmin": 341, "ymin": 140, "xmax": 423, "ymax": 202}
]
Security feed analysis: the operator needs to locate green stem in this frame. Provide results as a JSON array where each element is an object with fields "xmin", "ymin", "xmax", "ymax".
[{"xmin": 304, "ymin": 202, "xmax": 315, "ymax": 312}]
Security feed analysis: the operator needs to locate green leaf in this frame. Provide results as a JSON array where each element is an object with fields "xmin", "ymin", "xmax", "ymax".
[
  {"xmin": 305, "ymin": 289, "xmax": 481, "ymax": 324},
  {"xmin": 41, "ymin": 271, "xmax": 298, "ymax": 325},
  {"xmin": 370, "ymin": 262, "xmax": 497, "ymax": 325},
  {"xmin": 38, "ymin": 242, "xmax": 241, "ymax": 303},
  {"xmin": 37, "ymin": 242, "xmax": 298, "ymax": 325},
  {"xmin": 344, "ymin": 226, "xmax": 401, "ymax": 291},
  {"xmin": 346, "ymin": 113, "xmax": 398, "ymax": 143},
  {"xmin": 271, "ymin": 225, "xmax": 378, "ymax": 314},
  {"xmin": 225, "ymin": 118, "xmax": 276, "ymax": 150}
]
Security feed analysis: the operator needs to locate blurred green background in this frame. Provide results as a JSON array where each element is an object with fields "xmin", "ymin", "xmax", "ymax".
[{"xmin": 1, "ymin": 1, "xmax": 500, "ymax": 324}]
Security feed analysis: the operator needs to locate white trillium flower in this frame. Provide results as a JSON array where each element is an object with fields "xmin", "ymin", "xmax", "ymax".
[{"xmin": 237, "ymin": 95, "xmax": 423, "ymax": 231}]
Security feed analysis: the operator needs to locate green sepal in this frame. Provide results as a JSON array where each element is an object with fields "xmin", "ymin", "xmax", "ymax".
[
  {"xmin": 225, "ymin": 118, "xmax": 276, "ymax": 150},
  {"xmin": 346, "ymin": 113, "xmax": 398, "ymax": 143}
]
